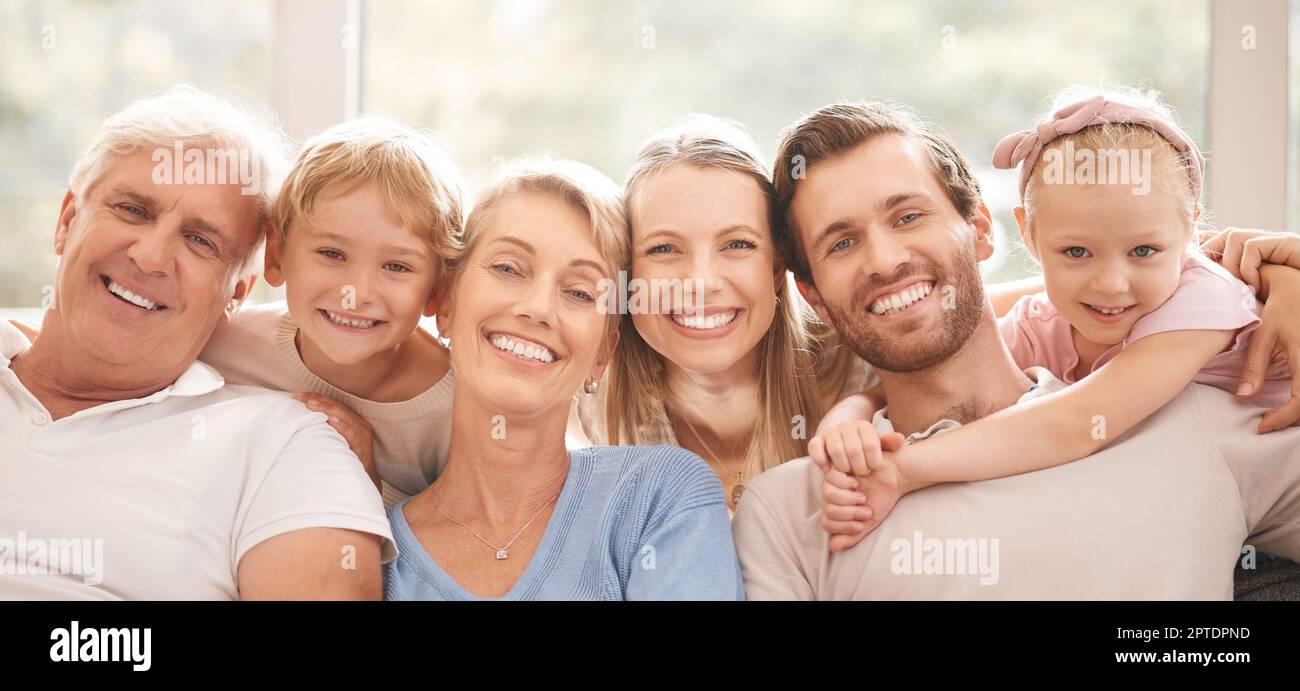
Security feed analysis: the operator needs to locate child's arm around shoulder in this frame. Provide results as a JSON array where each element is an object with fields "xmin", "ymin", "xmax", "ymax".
[
  {"xmin": 896, "ymin": 328, "xmax": 1235, "ymax": 488},
  {"xmin": 816, "ymin": 328, "xmax": 1232, "ymax": 551}
]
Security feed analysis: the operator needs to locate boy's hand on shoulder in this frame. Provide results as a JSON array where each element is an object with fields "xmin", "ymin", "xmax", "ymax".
[{"xmin": 294, "ymin": 392, "xmax": 380, "ymax": 490}]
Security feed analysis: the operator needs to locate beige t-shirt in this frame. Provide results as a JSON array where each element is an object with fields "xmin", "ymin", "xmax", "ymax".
[
  {"xmin": 200, "ymin": 302, "xmax": 453, "ymax": 508},
  {"xmin": 732, "ymin": 368, "xmax": 1300, "ymax": 600}
]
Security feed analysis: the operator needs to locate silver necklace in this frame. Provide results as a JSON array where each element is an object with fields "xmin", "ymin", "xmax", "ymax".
[{"xmin": 436, "ymin": 487, "xmax": 563, "ymax": 560}]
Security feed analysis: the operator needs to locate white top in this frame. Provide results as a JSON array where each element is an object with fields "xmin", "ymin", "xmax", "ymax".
[
  {"xmin": 869, "ymin": 367, "xmax": 1054, "ymax": 443},
  {"xmin": 0, "ymin": 321, "xmax": 395, "ymax": 601},
  {"xmin": 199, "ymin": 302, "xmax": 454, "ymax": 508}
]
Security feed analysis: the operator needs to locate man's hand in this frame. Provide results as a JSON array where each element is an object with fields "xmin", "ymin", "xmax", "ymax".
[
  {"xmin": 1201, "ymin": 227, "xmax": 1300, "ymax": 299},
  {"xmin": 815, "ymin": 430, "xmax": 907, "ymax": 552},
  {"xmin": 1242, "ymin": 265, "xmax": 1300, "ymax": 432}
]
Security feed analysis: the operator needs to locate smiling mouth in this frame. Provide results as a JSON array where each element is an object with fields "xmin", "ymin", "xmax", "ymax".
[
  {"xmin": 102, "ymin": 276, "xmax": 165, "ymax": 311},
  {"xmin": 319, "ymin": 309, "xmax": 383, "ymax": 330},
  {"xmin": 669, "ymin": 310, "xmax": 739, "ymax": 330},
  {"xmin": 487, "ymin": 332, "xmax": 557, "ymax": 364},
  {"xmin": 1084, "ymin": 303, "xmax": 1134, "ymax": 316},
  {"xmin": 869, "ymin": 281, "xmax": 933, "ymax": 316}
]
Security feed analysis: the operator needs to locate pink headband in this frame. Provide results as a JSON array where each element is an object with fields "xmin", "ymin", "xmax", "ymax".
[{"xmin": 991, "ymin": 94, "xmax": 1205, "ymax": 204}]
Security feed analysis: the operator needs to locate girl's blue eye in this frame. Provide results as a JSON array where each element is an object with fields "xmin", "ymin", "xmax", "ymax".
[
  {"xmin": 1131, "ymin": 246, "xmax": 1157, "ymax": 258},
  {"xmin": 1065, "ymin": 247, "xmax": 1089, "ymax": 259},
  {"xmin": 647, "ymin": 244, "xmax": 675, "ymax": 255},
  {"xmin": 384, "ymin": 262, "xmax": 412, "ymax": 273},
  {"xmin": 319, "ymin": 249, "xmax": 344, "ymax": 260},
  {"xmin": 725, "ymin": 239, "xmax": 757, "ymax": 251},
  {"xmin": 898, "ymin": 212, "xmax": 920, "ymax": 225}
]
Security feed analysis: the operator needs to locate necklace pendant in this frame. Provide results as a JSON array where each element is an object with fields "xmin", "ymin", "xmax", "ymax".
[
  {"xmin": 495, "ymin": 549, "xmax": 508, "ymax": 560},
  {"xmin": 731, "ymin": 483, "xmax": 745, "ymax": 505}
]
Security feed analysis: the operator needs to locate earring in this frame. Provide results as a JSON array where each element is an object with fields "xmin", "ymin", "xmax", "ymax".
[
  {"xmin": 774, "ymin": 293, "xmax": 782, "ymax": 306},
  {"xmin": 583, "ymin": 379, "xmax": 598, "ymax": 395}
]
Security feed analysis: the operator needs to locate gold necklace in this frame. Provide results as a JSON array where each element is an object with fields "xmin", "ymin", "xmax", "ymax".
[
  {"xmin": 671, "ymin": 405, "xmax": 750, "ymax": 507},
  {"xmin": 433, "ymin": 484, "xmax": 563, "ymax": 561}
]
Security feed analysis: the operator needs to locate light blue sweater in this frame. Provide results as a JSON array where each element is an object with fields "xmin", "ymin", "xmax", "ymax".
[{"xmin": 384, "ymin": 445, "xmax": 745, "ymax": 600}]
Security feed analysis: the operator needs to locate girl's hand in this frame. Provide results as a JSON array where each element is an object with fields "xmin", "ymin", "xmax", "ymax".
[
  {"xmin": 1241, "ymin": 265, "xmax": 1300, "ymax": 432},
  {"xmin": 1201, "ymin": 227, "xmax": 1300, "ymax": 299},
  {"xmin": 293, "ymin": 392, "xmax": 381, "ymax": 490},
  {"xmin": 809, "ymin": 420, "xmax": 888, "ymax": 478},
  {"xmin": 811, "ymin": 423, "xmax": 906, "ymax": 552}
]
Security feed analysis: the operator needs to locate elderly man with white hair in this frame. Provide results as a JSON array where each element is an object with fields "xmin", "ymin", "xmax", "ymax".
[{"xmin": 0, "ymin": 87, "xmax": 394, "ymax": 600}]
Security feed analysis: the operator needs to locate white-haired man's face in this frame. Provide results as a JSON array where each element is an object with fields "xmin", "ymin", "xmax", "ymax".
[{"xmin": 51, "ymin": 149, "xmax": 262, "ymax": 387}]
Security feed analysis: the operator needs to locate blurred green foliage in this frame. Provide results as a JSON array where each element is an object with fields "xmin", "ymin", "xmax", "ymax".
[{"xmin": 1, "ymin": 0, "xmax": 1220, "ymax": 308}]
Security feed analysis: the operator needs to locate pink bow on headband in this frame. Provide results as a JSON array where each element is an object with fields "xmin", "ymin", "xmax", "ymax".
[{"xmin": 991, "ymin": 94, "xmax": 1206, "ymax": 204}]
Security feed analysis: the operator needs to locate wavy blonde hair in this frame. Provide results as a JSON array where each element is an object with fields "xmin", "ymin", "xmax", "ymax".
[
  {"xmin": 443, "ymin": 157, "xmax": 629, "ymax": 334},
  {"xmin": 1022, "ymin": 84, "xmax": 1208, "ymax": 250},
  {"xmin": 274, "ymin": 116, "xmax": 467, "ymax": 286},
  {"xmin": 598, "ymin": 115, "xmax": 860, "ymax": 479}
]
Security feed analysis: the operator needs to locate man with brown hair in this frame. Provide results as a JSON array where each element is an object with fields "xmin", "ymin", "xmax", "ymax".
[{"xmin": 730, "ymin": 101, "xmax": 1300, "ymax": 599}]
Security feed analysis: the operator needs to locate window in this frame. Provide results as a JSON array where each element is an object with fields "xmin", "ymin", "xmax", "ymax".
[
  {"xmin": 16, "ymin": 0, "xmax": 1296, "ymax": 318},
  {"xmin": 0, "ymin": 0, "xmax": 273, "ymax": 317},
  {"xmin": 364, "ymin": 0, "xmax": 1210, "ymax": 283}
]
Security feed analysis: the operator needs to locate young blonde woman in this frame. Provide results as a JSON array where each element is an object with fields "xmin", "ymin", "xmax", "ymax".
[
  {"xmin": 577, "ymin": 115, "xmax": 1043, "ymax": 514},
  {"xmin": 575, "ymin": 116, "xmax": 873, "ymax": 513}
]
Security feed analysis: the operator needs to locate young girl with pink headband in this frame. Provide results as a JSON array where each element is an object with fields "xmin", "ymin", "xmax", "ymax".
[{"xmin": 812, "ymin": 85, "xmax": 1300, "ymax": 549}]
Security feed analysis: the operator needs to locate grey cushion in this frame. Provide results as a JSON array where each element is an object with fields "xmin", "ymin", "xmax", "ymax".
[{"xmin": 1234, "ymin": 556, "xmax": 1300, "ymax": 601}]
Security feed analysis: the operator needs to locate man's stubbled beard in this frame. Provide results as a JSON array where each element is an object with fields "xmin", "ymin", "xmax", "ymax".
[{"xmin": 822, "ymin": 239, "xmax": 986, "ymax": 373}]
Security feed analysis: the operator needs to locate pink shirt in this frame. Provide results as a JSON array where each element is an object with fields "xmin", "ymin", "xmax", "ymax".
[{"xmin": 997, "ymin": 252, "xmax": 1291, "ymax": 408}]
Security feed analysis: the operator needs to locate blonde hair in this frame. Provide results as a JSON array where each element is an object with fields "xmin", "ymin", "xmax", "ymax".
[
  {"xmin": 772, "ymin": 102, "xmax": 983, "ymax": 285},
  {"xmin": 602, "ymin": 114, "xmax": 859, "ymax": 481},
  {"xmin": 1023, "ymin": 85, "xmax": 1207, "ymax": 245},
  {"xmin": 274, "ymin": 116, "xmax": 466, "ymax": 282},
  {"xmin": 68, "ymin": 84, "xmax": 291, "ymax": 276},
  {"xmin": 444, "ymin": 158, "xmax": 629, "ymax": 332}
]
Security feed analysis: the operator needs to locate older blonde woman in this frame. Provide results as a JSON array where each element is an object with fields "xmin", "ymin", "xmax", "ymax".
[{"xmin": 383, "ymin": 159, "xmax": 743, "ymax": 600}]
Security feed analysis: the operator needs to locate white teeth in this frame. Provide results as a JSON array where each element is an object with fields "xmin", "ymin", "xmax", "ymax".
[
  {"xmin": 1090, "ymin": 305, "xmax": 1127, "ymax": 315},
  {"xmin": 324, "ymin": 310, "xmax": 379, "ymax": 329},
  {"xmin": 870, "ymin": 282, "xmax": 933, "ymax": 315},
  {"xmin": 107, "ymin": 280, "xmax": 161, "ymax": 311},
  {"xmin": 489, "ymin": 333, "xmax": 555, "ymax": 363},
  {"xmin": 670, "ymin": 310, "xmax": 738, "ymax": 330}
]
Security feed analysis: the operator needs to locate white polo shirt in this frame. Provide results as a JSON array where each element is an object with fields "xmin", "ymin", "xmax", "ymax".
[{"xmin": 0, "ymin": 321, "xmax": 396, "ymax": 600}]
